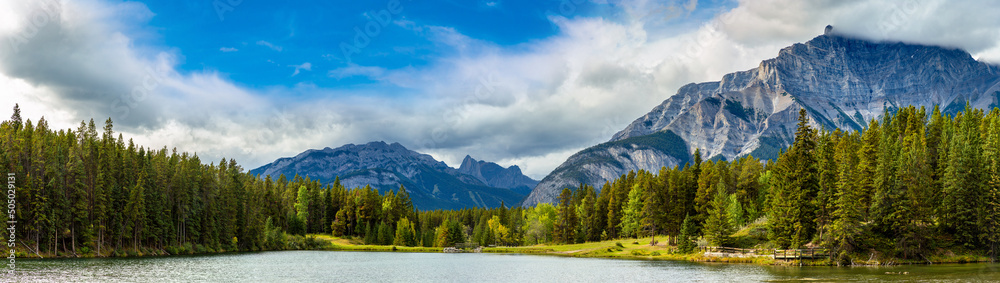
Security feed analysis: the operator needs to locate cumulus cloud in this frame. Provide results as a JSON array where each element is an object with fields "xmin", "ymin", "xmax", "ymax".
[{"xmin": 2, "ymin": 0, "xmax": 1000, "ymax": 179}]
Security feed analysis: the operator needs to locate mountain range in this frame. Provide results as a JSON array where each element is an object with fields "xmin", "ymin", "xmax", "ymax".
[
  {"xmin": 522, "ymin": 27, "xmax": 1000, "ymax": 206},
  {"xmin": 249, "ymin": 141, "xmax": 537, "ymax": 210}
]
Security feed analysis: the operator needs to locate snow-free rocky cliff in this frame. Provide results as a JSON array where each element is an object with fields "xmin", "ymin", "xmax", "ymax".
[
  {"xmin": 522, "ymin": 29, "xmax": 1000, "ymax": 207},
  {"xmin": 249, "ymin": 141, "xmax": 535, "ymax": 210}
]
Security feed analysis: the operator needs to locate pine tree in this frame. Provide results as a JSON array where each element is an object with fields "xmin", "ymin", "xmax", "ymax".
[
  {"xmin": 642, "ymin": 173, "xmax": 666, "ymax": 245},
  {"xmin": 767, "ymin": 108, "xmax": 818, "ymax": 248},
  {"xmin": 704, "ymin": 180, "xmax": 733, "ymax": 247},
  {"xmin": 983, "ymin": 111, "xmax": 1000, "ymax": 260},
  {"xmin": 677, "ymin": 214, "xmax": 697, "ymax": 253},
  {"xmin": 619, "ymin": 184, "xmax": 645, "ymax": 238},
  {"xmin": 870, "ymin": 109, "xmax": 902, "ymax": 237},
  {"xmin": 555, "ymin": 188, "xmax": 577, "ymax": 243},
  {"xmin": 377, "ymin": 221, "xmax": 393, "ymax": 245},
  {"xmin": 830, "ymin": 132, "xmax": 862, "ymax": 253},
  {"xmin": 394, "ymin": 218, "xmax": 417, "ymax": 247},
  {"xmin": 941, "ymin": 106, "xmax": 986, "ymax": 248},
  {"xmin": 125, "ymin": 171, "xmax": 147, "ymax": 252},
  {"xmin": 814, "ymin": 129, "xmax": 839, "ymax": 245}
]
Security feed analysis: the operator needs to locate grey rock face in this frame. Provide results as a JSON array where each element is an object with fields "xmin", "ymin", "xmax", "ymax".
[
  {"xmin": 523, "ymin": 32, "xmax": 1000, "ymax": 207},
  {"xmin": 458, "ymin": 155, "xmax": 539, "ymax": 196},
  {"xmin": 249, "ymin": 141, "xmax": 526, "ymax": 210}
]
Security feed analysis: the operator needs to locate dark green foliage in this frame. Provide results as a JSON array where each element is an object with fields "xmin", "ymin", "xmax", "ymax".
[
  {"xmin": 723, "ymin": 99, "xmax": 755, "ymax": 121},
  {"xmin": 556, "ymin": 131, "xmax": 691, "ymax": 183},
  {"xmin": 677, "ymin": 215, "xmax": 697, "ymax": 253},
  {"xmin": 6, "ymin": 103, "xmax": 1000, "ymax": 258},
  {"xmin": 704, "ymin": 180, "xmax": 733, "ymax": 247},
  {"xmin": 554, "ymin": 188, "xmax": 577, "ymax": 244},
  {"xmin": 747, "ymin": 136, "xmax": 784, "ymax": 162},
  {"xmin": 768, "ymin": 108, "xmax": 819, "ymax": 249}
]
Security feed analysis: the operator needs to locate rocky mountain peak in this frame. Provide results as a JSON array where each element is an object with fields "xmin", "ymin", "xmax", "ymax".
[
  {"xmin": 457, "ymin": 155, "xmax": 539, "ymax": 196},
  {"xmin": 250, "ymin": 143, "xmax": 535, "ymax": 210},
  {"xmin": 523, "ymin": 31, "xmax": 1000, "ymax": 207}
]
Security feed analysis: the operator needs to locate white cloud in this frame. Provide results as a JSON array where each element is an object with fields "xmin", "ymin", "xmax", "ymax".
[
  {"xmin": 220, "ymin": 47, "xmax": 238, "ymax": 52},
  {"xmin": 328, "ymin": 64, "xmax": 386, "ymax": 79},
  {"xmin": 290, "ymin": 62, "xmax": 311, "ymax": 77},
  {"xmin": 2, "ymin": 0, "xmax": 1000, "ymax": 180},
  {"xmin": 256, "ymin": 40, "xmax": 283, "ymax": 52}
]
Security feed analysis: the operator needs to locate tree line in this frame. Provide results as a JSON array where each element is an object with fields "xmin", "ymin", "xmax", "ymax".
[{"xmin": 3, "ymin": 103, "xmax": 1000, "ymax": 261}]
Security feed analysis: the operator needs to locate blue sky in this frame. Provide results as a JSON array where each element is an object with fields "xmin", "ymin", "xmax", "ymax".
[
  {"xmin": 2, "ymin": 0, "xmax": 1000, "ymax": 178},
  {"xmin": 138, "ymin": 0, "xmax": 729, "ymax": 91}
]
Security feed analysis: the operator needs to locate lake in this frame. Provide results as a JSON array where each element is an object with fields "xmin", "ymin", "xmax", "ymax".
[{"xmin": 11, "ymin": 251, "xmax": 1000, "ymax": 282}]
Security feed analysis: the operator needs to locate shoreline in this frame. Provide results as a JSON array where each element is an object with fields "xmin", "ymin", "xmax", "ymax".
[
  {"xmin": 323, "ymin": 236, "xmax": 993, "ymax": 267},
  {"xmin": 21, "ymin": 235, "xmax": 993, "ymax": 267}
]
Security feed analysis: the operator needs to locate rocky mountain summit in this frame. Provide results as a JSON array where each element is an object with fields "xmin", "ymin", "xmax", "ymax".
[
  {"xmin": 249, "ymin": 141, "xmax": 531, "ymax": 210},
  {"xmin": 523, "ymin": 28, "xmax": 1000, "ymax": 207},
  {"xmin": 458, "ymin": 155, "xmax": 539, "ymax": 196}
]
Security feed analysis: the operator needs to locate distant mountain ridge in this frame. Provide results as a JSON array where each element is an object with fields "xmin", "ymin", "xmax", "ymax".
[
  {"xmin": 250, "ymin": 141, "xmax": 536, "ymax": 210},
  {"xmin": 522, "ymin": 27, "xmax": 1000, "ymax": 207},
  {"xmin": 458, "ymin": 155, "xmax": 539, "ymax": 196}
]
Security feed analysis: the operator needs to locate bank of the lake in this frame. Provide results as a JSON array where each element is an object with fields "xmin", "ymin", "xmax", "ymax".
[
  {"xmin": 319, "ymin": 235, "xmax": 992, "ymax": 267},
  {"xmin": 23, "ymin": 233, "xmax": 991, "ymax": 269}
]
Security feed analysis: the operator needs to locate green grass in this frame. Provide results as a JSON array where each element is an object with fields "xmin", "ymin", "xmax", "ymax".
[
  {"xmin": 311, "ymin": 234, "xmax": 441, "ymax": 253},
  {"xmin": 310, "ymin": 233, "xmax": 992, "ymax": 266}
]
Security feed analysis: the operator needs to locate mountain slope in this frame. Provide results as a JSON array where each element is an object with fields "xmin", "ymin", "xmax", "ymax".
[
  {"xmin": 458, "ymin": 155, "xmax": 538, "ymax": 196},
  {"xmin": 523, "ymin": 28, "xmax": 1000, "ymax": 207},
  {"xmin": 249, "ymin": 141, "xmax": 528, "ymax": 210}
]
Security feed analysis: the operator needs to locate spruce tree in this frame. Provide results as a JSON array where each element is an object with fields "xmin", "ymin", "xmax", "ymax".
[
  {"xmin": 555, "ymin": 188, "xmax": 577, "ymax": 243},
  {"xmin": 941, "ymin": 106, "xmax": 986, "ymax": 248},
  {"xmin": 767, "ymin": 108, "xmax": 818, "ymax": 248},
  {"xmin": 704, "ymin": 180, "xmax": 733, "ymax": 247},
  {"xmin": 677, "ymin": 214, "xmax": 697, "ymax": 253},
  {"xmin": 830, "ymin": 132, "xmax": 861, "ymax": 253}
]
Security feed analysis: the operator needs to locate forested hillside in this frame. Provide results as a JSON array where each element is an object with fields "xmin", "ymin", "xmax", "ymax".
[
  {"xmin": 511, "ymin": 104, "xmax": 1000, "ymax": 261},
  {"xmin": 4, "ymin": 103, "xmax": 1000, "ymax": 262}
]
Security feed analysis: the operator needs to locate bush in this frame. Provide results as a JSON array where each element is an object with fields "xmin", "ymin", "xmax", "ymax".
[
  {"xmin": 651, "ymin": 251, "xmax": 661, "ymax": 256},
  {"xmin": 837, "ymin": 251, "xmax": 851, "ymax": 266},
  {"xmin": 615, "ymin": 242, "xmax": 625, "ymax": 248}
]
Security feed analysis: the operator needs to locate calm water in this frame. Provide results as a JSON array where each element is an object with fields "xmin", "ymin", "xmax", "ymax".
[{"xmin": 10, "ymin": 251, "xmax": 1000, "ymax": 282}]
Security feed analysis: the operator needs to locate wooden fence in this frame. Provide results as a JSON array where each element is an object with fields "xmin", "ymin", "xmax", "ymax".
[{"xmin": 699, "ymin": 246, "xmax": 828, "ymax": 260}]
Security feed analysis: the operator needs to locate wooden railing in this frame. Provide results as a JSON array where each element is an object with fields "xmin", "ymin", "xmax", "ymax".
[
  {"xmin": 772, "ymin": 248, "xmax": 827, "ymax": 260},
  {"xmin": 699, "ymin": 246, "xmax": 828, "ymax": 260}
]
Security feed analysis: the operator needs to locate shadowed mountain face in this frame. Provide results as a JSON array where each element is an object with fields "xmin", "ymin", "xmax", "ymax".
[
  {"xmin": 457, "ymin": 155, "xmax": 539, "ymax": 196},
  {"xmin": 523, "ymin": 29, "xmax": 1000, "ymax": 207},
  {"xmin": 249, "ymin": 141, "xmax": 529, "ymax": 210}
]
